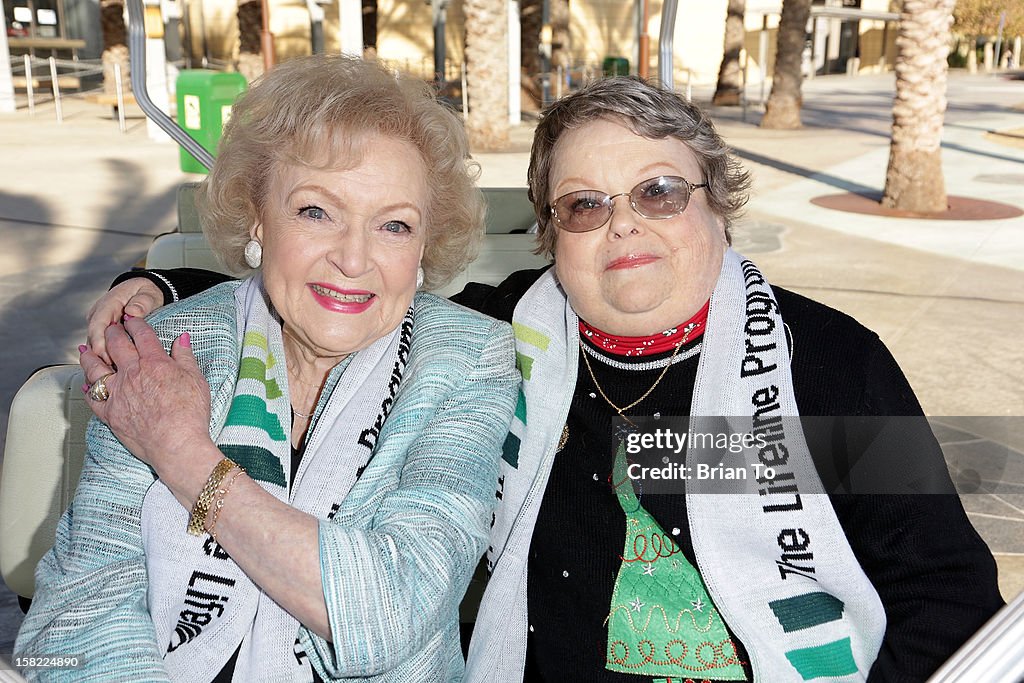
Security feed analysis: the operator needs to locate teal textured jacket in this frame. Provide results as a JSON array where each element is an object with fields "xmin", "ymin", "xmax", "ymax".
[{"xmin": 15, "ymin": 282, "xmax": 519, "ymax": 682}]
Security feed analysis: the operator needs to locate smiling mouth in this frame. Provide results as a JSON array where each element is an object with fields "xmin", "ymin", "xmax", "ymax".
[
  {"xmin": 606, "ymin": 254, "xmax": 660, "ymax": 270},
  {"xmin": 310, "ymin": 284, "xmax": 374, "ymax": 303}
]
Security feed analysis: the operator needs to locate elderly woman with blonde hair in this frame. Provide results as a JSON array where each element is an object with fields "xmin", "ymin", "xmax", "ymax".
[{"xmin": 15, "ymin": 54, "xmax": 518, "ymax": 682}]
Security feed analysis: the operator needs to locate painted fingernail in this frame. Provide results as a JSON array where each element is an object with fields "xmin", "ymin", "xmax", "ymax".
[
  {"xmin": 123, "ymin": 314, "xmax": 133, "ymax": 321},
  {"xmin": 78, "ymin": 344, "xmax": 88, "ymax": 354},
  {"xmin": 81, "ymin": 383, "xmax": 89, "ymax": 394},
  {"xmin": 180, "ymin": 332, "xmax": 191, "ymax": 348}
]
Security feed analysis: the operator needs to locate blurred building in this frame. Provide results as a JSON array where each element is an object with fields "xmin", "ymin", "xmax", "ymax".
[{"xmin": 2, "ymin": 0, "xmax": 898, "ymax": 85}]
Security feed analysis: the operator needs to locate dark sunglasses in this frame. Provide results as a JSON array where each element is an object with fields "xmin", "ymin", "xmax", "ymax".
[{"xmin": 549, "ymin": 175, "xmax": 709, "ymax": 233}]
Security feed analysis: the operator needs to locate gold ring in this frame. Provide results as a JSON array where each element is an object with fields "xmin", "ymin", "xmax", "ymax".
[{"xmin": 87, "ymin": 373, "xmax": 115, "ymax": 402}]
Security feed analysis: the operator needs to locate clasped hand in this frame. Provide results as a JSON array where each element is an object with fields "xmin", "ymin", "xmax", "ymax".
[{"xmin": 80, "ymin": 316, "xmax": 213, "ymax": 476}]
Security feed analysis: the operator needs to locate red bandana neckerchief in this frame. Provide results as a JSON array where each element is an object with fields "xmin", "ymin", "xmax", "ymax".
[{"xmin": 578, "ymin": 300, "xmax": 710, "ymax": 357}]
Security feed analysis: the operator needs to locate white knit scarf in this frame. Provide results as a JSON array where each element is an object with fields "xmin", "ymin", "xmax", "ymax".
[
  {"xmin": 503, "ymin": 250, "xmax": 886, "ymax": 681},
  {"xmin": 140, "ymin": 276, "xmax": 414, "ymax": 682}
]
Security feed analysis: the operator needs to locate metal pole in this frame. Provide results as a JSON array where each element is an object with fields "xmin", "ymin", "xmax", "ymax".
[
  {"xmin": 310, "ymin": 18, "xmax": 323, "ymax": 55},
  {"xmin": 741, "ymin": 45, "xmax": 747, "ymax": 96},
  {"xmin": 460, "ymin": 61, "xmax": 467, "ymax": 119},
  {"xmin": 114, "ymin": 62, "xmax": 127, "ymax": 133},
  {"xmin": 928, "ymin": 591, "xmax": 1024, "ymax": 682},
  {"xmin": 0, "ymin": 2, "xmax": 15, "ymax": 113},
  {"xmin": 260, "ymin": 0, "xmax": 276, "ymax": 70},
  {"xmin": 657, "ymin": 0, "xmax": 677, "ymax": 88},
  {"xmin": 638, "ymin": 0, "xmax": 649, "ymax": 79},
  {"xmin": 807, "ymin": 14, "xmax": 817, "ymax": 80},
  {"xmin": 24, "ymin": 54, "xmax": 35, "ymax": 115},
  {"xmin": 49, "ymin": 56, "xmax": 62, "ymax": 123},
  {"xmin": 994, "ymin": 10, "xmax": 1006, "ymax": 69},
  {"xmin": 556, "ymin": 64, "xmax": 563, "ymax": 99},
  {"xmin": 432, "ymin": 0, "xmax": 447, "ymax": 87},
  {"xmin": 741, "ymin": 45, "xmax": 748, "ymax": 121},
  {"xmin": 759, "ymin": 14, "xmax": 768, "ymax": 103},
  {"xmin": 880, "ymin": 21, "xmax": 888, "ymax": 71},
  {"xmin": 180, "ymin": 0, "xmax": 193, "ymax": 68},
  {"xmin": 508, "ymin": 0, "xmax": 520, "ymax": 124},
  {"xmin": 540, "ymin": 0, "xmax": 550, "ymax": 105},
  {"xmin": 198, "ymin": 0, "xmax": 209, "ymax": 66},
  {"xmin": 306, "ymin": 0, "xmax": 324, "ymax": 55},
  {"xmin": 126, "ymin": 0, "xmax": 214, "ymax": 167}
]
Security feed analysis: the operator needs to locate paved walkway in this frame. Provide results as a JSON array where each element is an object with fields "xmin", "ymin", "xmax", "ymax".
[{"xmin": 1, "ymin": 70, "xmax": 1022, "ymax": 661}]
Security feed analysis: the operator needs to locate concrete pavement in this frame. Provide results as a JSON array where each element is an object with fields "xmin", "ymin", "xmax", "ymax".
[{"xmin": 1, "ymin": 69, "xmax": 1022, "ymax": 663}]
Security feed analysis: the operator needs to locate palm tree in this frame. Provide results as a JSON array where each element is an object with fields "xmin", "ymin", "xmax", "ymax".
[
  {"xmin": 237, "ymin": 0, "xmax": 263, "ymax": 80},
  {"xmin": 760, "ymin": 0, "xmax": 811, "ymax": 129},
  {"xmin": 881, "ymin": 0, "xmax": 957, "ymax": 212},
  {"xmin": 712, "ymin": 0, "xmax": 746, "ymax": 106},
  {"xmin": 520, "ymin": 0, "xmax": 544, "ymax": 108},
  {"xmin": 100, "ymin": 0, "xmax": 128, "ymax": 95},
  {"xmin": 520, "ymin": 0, "xmax": 569, "ymax": 110},
  {"xmin": 464, "ymin": 0, "xmax": 509, "ymax": 151}
]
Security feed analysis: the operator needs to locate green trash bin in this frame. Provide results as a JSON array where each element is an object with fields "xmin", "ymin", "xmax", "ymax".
[
  {"xmin": 176, "ymin": 70, "xmax": 248, "ymax": 174},
  {"xmin": 602, "ymin": 56, "xmax": 630, "ymax": 77}
]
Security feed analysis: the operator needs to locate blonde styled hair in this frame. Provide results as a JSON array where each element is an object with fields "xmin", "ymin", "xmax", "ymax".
[{"xmin": 199, "ymin": 54, "xmax": 484, "ymax": 290}]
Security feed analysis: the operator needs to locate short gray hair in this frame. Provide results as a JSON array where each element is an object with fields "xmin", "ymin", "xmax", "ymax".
[
  {"xmin": 528, "ymin": 76, "xmax": 751, "ymax": 258},
  {"xmin": 200, "ymin": 54, "xmax": 485, "ymax": 290}
]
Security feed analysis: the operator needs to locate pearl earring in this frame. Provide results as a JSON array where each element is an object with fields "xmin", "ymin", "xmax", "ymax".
[{"xmin": 244, "ymin": 239, "xmax": 263, "ymax": 269}]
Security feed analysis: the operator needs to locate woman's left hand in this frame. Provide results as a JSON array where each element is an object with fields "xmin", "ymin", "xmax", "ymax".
[{"xmin": 80, "ymin": 316, "xmax": 213, "ymax": 475}]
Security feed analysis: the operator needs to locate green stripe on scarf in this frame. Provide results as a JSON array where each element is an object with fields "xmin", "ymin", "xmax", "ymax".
[
  {"xmin": 501, "ymin": 432, "xmax": 521, "ymax": 468},
  {"xmin": 512, "ymin": 322, "xmax": 550, "ymax": 351},
  {"xmin": 218, "ymin": 444, "xmax": 287, "ymax": 486},
  {"xmin": 785, "ymin": 638, "xmax": 858, "ymax": 680},
  {"xmin": 516, "ymin": 352, "xmax": 534, "ymax": 381},
  {"xmin": 769, "ymin": 592, "xmax": 845, "ymax": 633},
  {"xmin": 514, "ymin": 389, "xmax": 527, "ymax": 423},
  {"xmin": 243, "ymin": 330, "xmax": 268, "ymax": 351},
  {"xmin": 239, "ymin": 357, "xmax": 283, "ymax": 399},
  {"xmin": 224, "ymin": 395, "xmax": 288, "ymax": 441}
]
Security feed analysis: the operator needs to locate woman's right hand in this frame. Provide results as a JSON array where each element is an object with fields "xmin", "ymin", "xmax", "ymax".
[{"xmin": 85, "ymin": 278, "xmax": 164, "ymax": 364}]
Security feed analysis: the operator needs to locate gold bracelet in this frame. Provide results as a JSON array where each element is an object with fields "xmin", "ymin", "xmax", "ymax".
[
  {"xmin": 187, "ymin": 458, "xmax": 239, "ymax": 536},
  {"xmin": 207, "ymin": 467, "xmax": 245, "ymax": 543}
]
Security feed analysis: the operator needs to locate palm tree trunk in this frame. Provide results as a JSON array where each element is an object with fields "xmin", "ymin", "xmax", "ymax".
[
  {"xmin": 549, "ymin": 0, "xmax": 570, "ymax": 88},
  {"xmin": 464, "ymin": 0, "xmax": 510, "ymax": 151},
  {"xmin": 100, "ymin": 0, "xmax": 128, "ymax": 95},
  {"xmin": 518, "ymin": 0, "xmax": 567, "ymax": 110},
  {"xmin": 713, "ymin": 0, "xmax": 746, "ymax": 106},
  {"xmin": 760, "ymin": 0, "xmax": 811, "ymax": 129},
  {"xmin": 237, "ymin": 0, "xmax": 263, "ymax": 80},
  {"xmin": 520, "ymin": 0, "xmax": 543, "ymax": 108},
  {"xmin": 881, "ymin": 0, "xmax": 955, "ymax": 212}
]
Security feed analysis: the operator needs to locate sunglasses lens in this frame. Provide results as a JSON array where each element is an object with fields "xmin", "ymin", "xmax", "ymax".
[
  {"xmin": 632, "ymin": 176, "xmax": 690, "ymax": 218},
  {"xmin": 553, "ymin": 192, "xmax": 610, "ymax": 232},
  {"xmin": 551, "ymin": 177, "xmax": 698, "ymax": 232}
]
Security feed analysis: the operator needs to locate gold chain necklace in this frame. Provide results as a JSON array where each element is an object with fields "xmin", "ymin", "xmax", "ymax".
[{"xmin": 579, "ymin": 324, "xmax": 699, "ymax": 424}]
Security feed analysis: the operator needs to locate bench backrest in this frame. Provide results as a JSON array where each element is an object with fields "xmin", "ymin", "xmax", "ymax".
[{"xmin": 0, "ymin": 365, "xmax": 88, "ymax": 598}]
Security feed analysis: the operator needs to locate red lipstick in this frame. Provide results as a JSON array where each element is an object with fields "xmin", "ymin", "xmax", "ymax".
[{"xmin": 308, "ymin": 283, "xmax": 376, "ymax": 313}]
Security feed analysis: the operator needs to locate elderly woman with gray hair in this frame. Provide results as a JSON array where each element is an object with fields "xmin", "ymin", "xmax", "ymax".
[
  {"xmin": 73, "ymin": 76, "xmax": 1001, "ymax": 682},
  {"xmin": 16, "ymin": 55, "xmax": 518, "ymax": 682}
]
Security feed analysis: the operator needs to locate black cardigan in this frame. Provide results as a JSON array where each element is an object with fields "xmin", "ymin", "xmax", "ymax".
[{"xmin": 118, "ymin": 266, "xmax": 1004, "ymax": 682}]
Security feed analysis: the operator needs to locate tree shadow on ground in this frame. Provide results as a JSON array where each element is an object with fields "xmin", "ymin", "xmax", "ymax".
[{"xmin": 0, "ymin": 168, "xmax": 178, "ymax": 659}]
